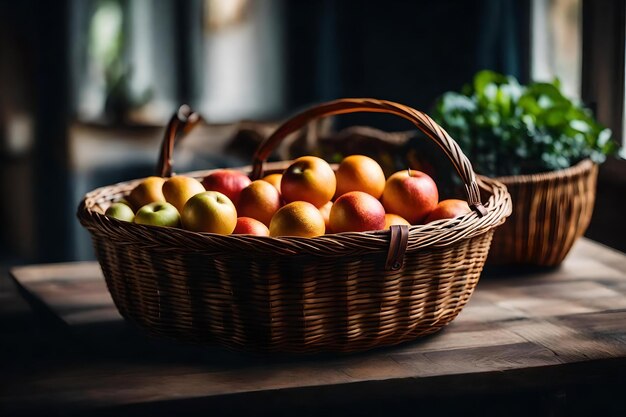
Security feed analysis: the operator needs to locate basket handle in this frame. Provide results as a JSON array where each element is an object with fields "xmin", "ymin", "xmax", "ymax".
[
  {"xmin": 157, "ymin": 105, "xmax": 205, "ymax": 178},
  {"xmin": 251, "ymin": 98, "xmax": 487, "ymax": 216}
]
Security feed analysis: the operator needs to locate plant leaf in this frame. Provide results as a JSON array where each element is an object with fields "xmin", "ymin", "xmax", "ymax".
[{"xmin": 431, "ymin": 70, "xmax": 621, "ymax": 176}]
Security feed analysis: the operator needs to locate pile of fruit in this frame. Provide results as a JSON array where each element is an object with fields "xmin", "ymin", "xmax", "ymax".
[{"xmin": 105, "ymin": 155, "xmax": 472, "ymax": 237}]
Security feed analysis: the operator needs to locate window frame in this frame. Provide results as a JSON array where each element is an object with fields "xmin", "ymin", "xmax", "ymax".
[{"xmin": 581, "ymin": 0, "xmax": 626, "ymax": 145}]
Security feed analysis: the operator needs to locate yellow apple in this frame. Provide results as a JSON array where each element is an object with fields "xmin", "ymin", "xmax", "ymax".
[{"xmin": 181, "ymin": 191, "xmax": 237, "ymax": 234}]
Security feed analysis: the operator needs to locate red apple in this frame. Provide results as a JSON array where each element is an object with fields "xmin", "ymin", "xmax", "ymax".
[
  {"xmin": 329, "ymin": 191, "xmax": 386, "ymax": 233},
  {"xmin": 201, "ymin": 170, "xmax": 251, "ymax": 206},
  {"xmin": 382, "ymin": 169, "xmax": 439, "ymax": 224},
  {"xmin": 233, "ymin": 217, "xmax": 270, "ymax": 236}
]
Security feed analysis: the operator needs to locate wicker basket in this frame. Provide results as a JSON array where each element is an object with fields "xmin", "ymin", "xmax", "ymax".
[
  {"xmin": 78, "ymin": 99, "xmax": 512, "ymax": 353},
  {"xmin": 487, "ymin": 159, "xmax": 598, "ymax": 267}
]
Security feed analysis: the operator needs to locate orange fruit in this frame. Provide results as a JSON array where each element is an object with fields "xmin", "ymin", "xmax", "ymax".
[
  {"xmin": 281, "ymin": 156, "xmax": 336, "ymax": 207},
  {"xmin": 318, "ymin": 201, "xmax": 333, "ymax": 233},
  {"xmin": 237, "ymin": 180, "xmax": 282, "ymax": 226},
  {"xmin": 335, "ymin": 155, "xmax": 386, "ymax": 198},
  {"xmin": 269, "ymin": 201, "xmax": 326, "ymax": 237},
  {"xmin": 384, "ymin": 213, "xmax": 411, "ymax": 228},
  {"xmin": 162, "ymin": 175, "xmax": 205, "ymax": 213},
  {"xmin": 261, "ymin": 173, "xmax": 282, "ymax": 192},
  {"xmin": 127, "ymin": 176, "xmax": 166, "ymax": 211},
  {"xmin": 425, "ymin": 199, "xmax": 471, "ymax": 223}
]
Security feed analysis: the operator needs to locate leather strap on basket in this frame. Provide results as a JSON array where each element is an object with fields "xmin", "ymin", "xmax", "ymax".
[
  {"xmin": 156, "ymin": 105, "xmax": 205, "ymax": 178},
  {"xmin": 251, "ymin": 98, "xmax": 487, "ymax": 216},
  {"xmin": 385, "ymin": 225, "xmax": 409, "ymax": 271}
]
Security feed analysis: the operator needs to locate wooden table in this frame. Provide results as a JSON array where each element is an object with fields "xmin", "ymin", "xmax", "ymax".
[{"xmin": 2, "ymin": 238, "xmax": 626, "ymax": 417}]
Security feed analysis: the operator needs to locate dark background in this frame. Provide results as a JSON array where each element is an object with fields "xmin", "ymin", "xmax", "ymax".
[
  {"xmin": 1, "ymin": 2, "xmax": 626, "ymax": 417},
  {"xmin": 0, "ymin": 0, "xmax": 623, "ymax": 265}
]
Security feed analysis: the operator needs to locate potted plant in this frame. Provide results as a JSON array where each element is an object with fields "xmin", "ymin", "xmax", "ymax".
[{"xmin": 432, "ymin": 70, "xmax": 619, "ymax": 266}]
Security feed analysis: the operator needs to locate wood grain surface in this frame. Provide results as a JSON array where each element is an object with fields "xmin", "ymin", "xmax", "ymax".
[{"xmin": 2, "ymin": 238, "xmax": 626, "ymax": 417}]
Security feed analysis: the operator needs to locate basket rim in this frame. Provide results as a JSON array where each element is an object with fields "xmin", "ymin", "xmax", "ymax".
[
  {"xmin": 492, "ymin": 158, "xmax": 595, "ymax": 185},
  {"xmin": 78, "ymin": 162, "xmax": 512, "ymax": 257}
]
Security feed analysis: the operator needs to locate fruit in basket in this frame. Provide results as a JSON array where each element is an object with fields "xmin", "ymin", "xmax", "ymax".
[
  {"xmin": 237, "ymin": 180, "xmax": 282, "ymax": 227},
  {"xmin": 318, "ymin": 201, "xmax": 333, "ymax": 232},
  {"xmin": 329, "ymin": 191, "xmax": 386, "ymax": 233},
  {"xmin": 382, "ymin": 169, "xmax": 439, "ymax": 224},
  {"xmin": 269, "ymin": 201, "xmax": 325, "ymax": 237},
  {"xmin": 281, "ymin": 156, "xmax": 336, "ymax": 207},
  {"xmin": 181, "ymin": 191, "xmax": 237, "ymax": 234},
  {"xmin": 202, "ymin": 170, "xmax": 251, "ymax": 206},
  {"xmin": 334, "ymin": 154, "xmax": 386, "ymax": 199},
  {"xmin": 134, "ymin": 202, "xmax": 180, "ymax": 227},
  {"xmin": 261, "ymin": 173, "xmax": 282, "ymax": 192},
  {"xmin": 117, "ymin": 198, "xmax": 132, "ymax": 207},
  {"xmin": 233, "ymin": 217, "xmax": 270, "ymax": 236},
  {"xmin": 127, "ymin": 176, "xmax": 166, "ymax": 210},
  {"xmin": 425, "ymin": 199, "xmax": 471, "ymax": 223},
  {"xmin": 384, "ymin": 213, "xmax": 410, "ymax": 229},
  {"xmin": 162, "ymin": 175, "xmax": 206, "ymax": 213},
  {"xmin": 105, "ymin": 202, "xmax": 135, "ymax": 222}
]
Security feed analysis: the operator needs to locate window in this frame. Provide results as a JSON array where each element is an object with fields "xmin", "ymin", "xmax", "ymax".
[
  {"xmin": 70, "ymin": 0, "xmax": 286, "ymax": 125},
  {"xmin": 531, "ymin": 0, "xmax": 582, "ymax": 99}
]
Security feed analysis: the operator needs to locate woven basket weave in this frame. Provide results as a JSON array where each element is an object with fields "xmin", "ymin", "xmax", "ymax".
[
  {"xmin": 487, "ymin": 159, "xmax": 598, "ymax": 267},
  {"xmin": 78, "ymin": 99, "xmax": 512, "ymax": 353}
]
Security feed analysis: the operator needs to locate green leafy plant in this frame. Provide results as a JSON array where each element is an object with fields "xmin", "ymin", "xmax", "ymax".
[{"xmin": 432, "ymin": 70, "xmax": 618, "ymax": 177}]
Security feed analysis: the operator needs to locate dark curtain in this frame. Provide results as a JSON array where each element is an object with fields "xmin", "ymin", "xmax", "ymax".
[{"xmin": 284, "ymin": 0, "xmax": 529, "ymax": 130}]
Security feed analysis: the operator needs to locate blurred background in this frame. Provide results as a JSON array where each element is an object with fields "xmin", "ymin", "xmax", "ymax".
[{"xmin": 0, "ymin": 0, "xmax": 624, "ymax": 264}]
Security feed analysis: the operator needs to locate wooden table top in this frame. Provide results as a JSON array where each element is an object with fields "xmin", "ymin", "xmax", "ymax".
[{"xmin": 2, "ymin": 238, "xmax": 626, "ymax": 417}]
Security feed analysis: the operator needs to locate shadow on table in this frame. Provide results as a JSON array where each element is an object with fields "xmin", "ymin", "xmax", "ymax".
[{"xmin": 14, "ymin": 275, "xmax": 443, "ymax": 371}]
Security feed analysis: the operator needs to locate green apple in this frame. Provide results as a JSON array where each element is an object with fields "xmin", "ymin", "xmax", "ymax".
[
  {"xmin": 182, "ymin": 191, "xmax": 237, "ymax": 234},
  {"xmin": 105, "ymin": 202, "xmax": 135, "ymax": 222},
  {"xmin": 134, "ymin": 202, "xmax": 180, "ymax": 228},
  {"xmin": 117, "ymin": 198, "xmax": 132, "ymax": 207}
]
